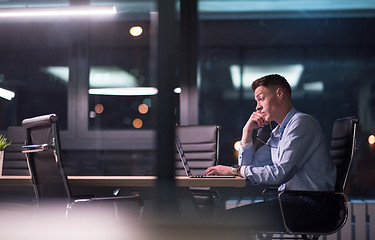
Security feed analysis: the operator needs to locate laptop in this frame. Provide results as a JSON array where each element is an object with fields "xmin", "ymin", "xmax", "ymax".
[{"xmin": 174, "ymin": 136, "xmax": 235, "ymax": 178}]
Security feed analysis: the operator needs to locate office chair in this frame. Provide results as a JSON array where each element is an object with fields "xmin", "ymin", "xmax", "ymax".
[
  {"xmin": 21, "ymin": 114, "xmax": 143, "ymax": 219},
  {"xmin": 2, "ymin": 126, "xmax": 29, "ymax": 176},
  {"xmin": 175, "ymin": 125, "xmax": 220, "ymax": 216},
  {"xmin": 257, "ymin": 116, "xmax": 359, "ymax": 240}
]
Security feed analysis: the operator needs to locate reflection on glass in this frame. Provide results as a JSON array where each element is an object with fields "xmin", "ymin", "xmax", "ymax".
[
  {"xmin": 89, "ymin": 66, "xmax": 138, "ymax": 88},
  {"xmin": 229, "ymin": 64, "xmax": 304, "ymax": 89},
  {"xmin": 0, "ymin": 59, "xmax": 68, "ymax": 130}
]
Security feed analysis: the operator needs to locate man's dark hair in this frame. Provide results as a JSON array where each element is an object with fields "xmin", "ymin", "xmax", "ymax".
[{"xmin": 251, "ymin": 74, "xmax": 292, "ymax": 98}]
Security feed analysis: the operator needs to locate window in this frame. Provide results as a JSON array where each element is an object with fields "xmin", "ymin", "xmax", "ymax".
[
  {"xmin": 198, "ymin": 1, "xmax": 375, "ymax": 197},
  {"xmin": 0, "ymin": 22, "xmax": 69, "ymax": 130},
  {"xmin": 88, "ymin": 49, "xmax": 156, "ymax": 130}
]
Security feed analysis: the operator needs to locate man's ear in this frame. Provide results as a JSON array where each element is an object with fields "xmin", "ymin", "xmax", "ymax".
[{"xmin": 276, "ymin": 88, "xmax": 284, "ymax": 100}]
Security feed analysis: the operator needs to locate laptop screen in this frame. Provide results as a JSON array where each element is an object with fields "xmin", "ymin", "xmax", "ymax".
[
  {"xmin": 174, "ymin": 136, "xmax": 192, "ymax": 177},
  {"xmin": 175, "ymin": 135, "xmax": 235, "ymax": 178}
]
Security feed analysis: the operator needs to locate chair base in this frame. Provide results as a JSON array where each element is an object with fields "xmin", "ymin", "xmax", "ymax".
[{"xmin": 256, "ymin": 233, "xmax": 320, "ymax": 240}]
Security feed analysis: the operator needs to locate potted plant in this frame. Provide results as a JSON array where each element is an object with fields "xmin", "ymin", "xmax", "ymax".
[{"xmin": 0, "ymin": 135, "xmax": 11, "ymax": 176}]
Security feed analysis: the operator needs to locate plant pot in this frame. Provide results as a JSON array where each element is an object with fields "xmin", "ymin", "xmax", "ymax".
[{"xmin": 0, "ymin": 150, "xmax": 3, "ymax": 176}]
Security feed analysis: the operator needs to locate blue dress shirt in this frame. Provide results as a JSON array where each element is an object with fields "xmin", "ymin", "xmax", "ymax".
[{"xmin": 238, "ymin": 108, "xmax": 336, "ymax": 191}]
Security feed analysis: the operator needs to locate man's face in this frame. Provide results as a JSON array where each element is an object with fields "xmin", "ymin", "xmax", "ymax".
[{"xmin": 254, "ymin": 86, "xmax": 280, "ymax": 123}]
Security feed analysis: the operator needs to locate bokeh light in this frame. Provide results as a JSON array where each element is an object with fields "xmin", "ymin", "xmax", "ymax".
[
  {"xmin": 143, "ymin": 98, "xmax": 152, "ymax": 107},
  {"xmin": 234, "ymin": 141, "xmax": 241, "ymax": 151},
  {"xmin": 369, "ymin": 135, "xmax": 375, "ymax": 145},
  {"xmin": 138, "ymin": 103, "xmax": 148, "ymax": 114},
  {"xmin": 174, "ymin": 87, "xmax": 181, "ymax": 94},
  {"xmin": 133, "ymin": 118, "xmax": 143, "ymax": 129},
  {"xmin": 129, "ymin": 26, "xmax": 143, "ymax": 37},
  {"xmin": 95, "ymin": 104, "xmax": 104, "ymax": 114}
]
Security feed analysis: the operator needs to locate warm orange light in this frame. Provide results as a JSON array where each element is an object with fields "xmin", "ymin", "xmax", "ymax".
[
  {"xmin": 138, "ymin": 103, "xmax": 149, "ymax": 114},
  {"xmin": 369, "ymin": 135, "xmax": 375, "ymax": 145},
  {"xmin": 133, "ymin": 118, "xmax": 143, "ymax": 129},
  {"xmin": 94, "ymin": 104, "xmax": 104, "ymax": 114},
  {"xmin": 234, "ymin": 141, "xmax": 241, "ymax": 151},
  {"xmin": 129, "ymin": 26, "xmax": 143, "ymax": 37}
]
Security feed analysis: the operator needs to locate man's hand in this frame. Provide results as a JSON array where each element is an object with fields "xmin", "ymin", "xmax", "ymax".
[
  {"xmin": 203, "ymin": 165, "xmax": 232, "ymax": 176},
  {"xmin": 241, "ymin": 111, "xmax": 269, "ymax": 145}
]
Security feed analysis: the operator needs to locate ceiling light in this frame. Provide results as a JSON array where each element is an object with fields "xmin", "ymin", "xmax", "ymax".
[
  {"xmin": 230, "ymin": 64, "xmax": 304, "ymax": 89},
  {"xmin": 174, "ymin": 87, "xmax": 182, "ymax": 94},
  {"xmin": 0, "ymin": 5, "xmax": 116, "ymax": 18},
  {"xmin": 89, "ymin": 87, "xmax": 158, "ymax": 96},
  {"xmin": 42, "ymin": 66, "xmax": 138, "ymax": 88},
  {"xmin": 0, "ymin": 87, "xmax": 15, "ymax": 100},
  {"xmin": 303, "ymin": 81, "xmax": 324, "ymax": 92},
  {"xmin": 129, "ymin": 26, "xmax": 143, "ymax": 37},
  {"xmin": 89, "ymin": 87, "xmax": 182, "ymax": 96}
]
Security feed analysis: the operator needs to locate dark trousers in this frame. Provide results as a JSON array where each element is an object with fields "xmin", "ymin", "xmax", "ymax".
[
  {"xmin": 218, "ymin": 193, "xmax": 343, "ymax": 233},
  {"xmin": 220, "ymin": 197, "xmax": 285, "ymax": 232}
]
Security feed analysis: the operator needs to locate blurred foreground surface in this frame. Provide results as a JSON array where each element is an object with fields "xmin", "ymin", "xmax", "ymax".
[{"xmin": 0, "ymin": 202, "xmax": 251, "ymax": 240}]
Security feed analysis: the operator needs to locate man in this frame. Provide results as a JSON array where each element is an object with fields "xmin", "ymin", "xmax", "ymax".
[{"xmin": 203, "ymin": 74, "xmax": 337, "ymax": 230}]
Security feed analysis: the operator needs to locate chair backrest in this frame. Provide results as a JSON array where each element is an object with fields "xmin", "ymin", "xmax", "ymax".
[
  {"xmin": 2, "ymin": 126, "xmax": 29, "ymax": 176},
  {"xmin": 330, "ymin": 116, "xmax": 359, "ymax": 193},
  {"xmin": 22, "ymin": 114, "xmax": 71, "ymax": 203},
  {"xmin": 175, "ymin": 125, "xmax": 220, "ymax": 176}
]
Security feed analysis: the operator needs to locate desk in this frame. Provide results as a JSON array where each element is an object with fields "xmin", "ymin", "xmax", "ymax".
[
  {"xmin": 0, "ymin": 176, "xmax": 246, "ymax": 188},
  {"xmin": 0, "ymin": 176, "xmax": 246, "ymax": 218}
]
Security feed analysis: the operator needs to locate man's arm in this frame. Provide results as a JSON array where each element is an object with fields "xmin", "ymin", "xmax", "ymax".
[
  {"xmin": 203, "ymin": 111, "xmax": 270, "ymax": 176},
  {"xmin": 244, "ymin": 115, "xmax": 321, "ymax": 186}
]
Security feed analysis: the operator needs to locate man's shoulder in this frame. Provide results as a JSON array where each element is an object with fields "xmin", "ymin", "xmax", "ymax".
[
  {"xmin": 289, "ymin": 111, "xmax": 320, "ymax": 128},
  {"xmin": 291, "ymin": 111, "xmax": 313, "ymax": 121}
]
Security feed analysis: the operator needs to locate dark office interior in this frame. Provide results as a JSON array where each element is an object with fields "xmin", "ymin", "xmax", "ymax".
[{"xmin": 0, "ymin": 1, "xmax": 374, "ymax": 239}]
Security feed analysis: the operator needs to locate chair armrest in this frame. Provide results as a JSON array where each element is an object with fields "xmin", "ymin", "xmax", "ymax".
[
  {"xmin": 70, "ymin": 195, "xmax": 144, "ymax": 219},
  {"xmin": 262, "ymin": 186, "xmax": 279, "ymax": 201},
  {"xmin": 22, "ymin": 144, "xmax": 54, "ymax": 153},
  {"xmin": 278, "ymin": 190, "xmax": 348, "ymax": 202},
  {"xmin": 190, "ymin": 188, "xmax": 219, "ymax": 199},
  {"xmin": 73, "ymin": 195, "xmax": 143, "ymax": 205}
]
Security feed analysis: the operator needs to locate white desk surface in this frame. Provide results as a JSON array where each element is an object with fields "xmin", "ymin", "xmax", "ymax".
[{"xmin": 0, "ymin": 175, "xmax": 246, "ymax": 188}]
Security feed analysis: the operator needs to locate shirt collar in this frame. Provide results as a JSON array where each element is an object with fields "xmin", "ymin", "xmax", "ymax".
[{"xmin": 278, "ymin": 107, "xmax": 297, "ymax": 139}]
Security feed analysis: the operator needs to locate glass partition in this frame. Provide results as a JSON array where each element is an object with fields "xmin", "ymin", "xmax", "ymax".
[
  {"xmin": 89, "ymin": 48, "xmax": 156, "ymax": 130},
  {"xmin": 0, "ymin": 1, "xmax": 374, "ymax": 195},
  {"xmin": 0, "ymin": 22, "xmax": 69, "ymax": 130},
  {"xmin": 198, "ymin": 1, "xmax": 375, "ymax": 198}
]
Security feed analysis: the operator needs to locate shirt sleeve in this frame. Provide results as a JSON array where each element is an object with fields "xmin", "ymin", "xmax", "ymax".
[
  {"xmin": 238, "ymin": 143, "xmax": 255, "ymax": 180},
  {"xmin": 238, "ymin": 141, "xmax": 253, "ymax": 166},
  {"xmin": 238, "ymin": 140, "xmax": 273, "ymax": 182}
]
